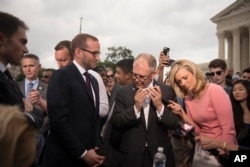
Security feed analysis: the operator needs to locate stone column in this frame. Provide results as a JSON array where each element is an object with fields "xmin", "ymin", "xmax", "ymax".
[
  {"xmin": 232, "ymin": 28, "xmax": 241, "ymax": 73},
  {"xmin": 217, "ymin": 32, "xmax": 225, "ymax": 60},
  {"xmin": 226, "ymin": 35, "xmax": 233, "ymax": 68},
  {"xmin": 249, "ymin": 26, "xmax": 250, "ymax": 68},
  {"xmin": 241, "ymin": 32, "xmax": 249, "ymax": 70}
]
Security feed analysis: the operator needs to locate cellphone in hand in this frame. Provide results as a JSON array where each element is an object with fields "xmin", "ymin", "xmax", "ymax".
[
  {"xmin": 163, "ymin": 47, "xmax": 174, "ymax": 66},
  {"xmin": 180, "ymin": 123, "xmax": 194, "ymax": 136},
  {"xmin": 163, "ymin": 47, "xmax": 170, "ymax": 56}
]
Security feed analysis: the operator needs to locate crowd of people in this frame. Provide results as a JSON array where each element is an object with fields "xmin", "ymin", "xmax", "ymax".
[{"xmin": 1, "ymin": 11, "xmax": 250, "ymax": 167}]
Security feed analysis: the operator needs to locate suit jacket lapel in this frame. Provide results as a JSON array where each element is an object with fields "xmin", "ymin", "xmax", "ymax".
[{"xmin": 69, "ymin": 63, "xmax": 96, "ymax": 105}]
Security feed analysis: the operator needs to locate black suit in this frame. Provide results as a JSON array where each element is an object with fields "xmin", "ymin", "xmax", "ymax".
[
  {"xmin": 0, "ymin": 70, "xmax": 44, "ymax": 128},
  {"xmin": 111, "ymin": 81, "xmax": 180, "ymax": 167},
  {"xmin": 42, "ymin": 63, "xmax": 101, "ymax": 167}
]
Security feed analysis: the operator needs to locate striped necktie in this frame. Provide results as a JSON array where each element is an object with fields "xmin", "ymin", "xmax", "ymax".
[{"xmin": 26, "ymin": 82, "xmax": 34, "ymax": 97}]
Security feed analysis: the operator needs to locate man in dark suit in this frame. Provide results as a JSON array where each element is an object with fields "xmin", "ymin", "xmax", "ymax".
[
  {"xmin": 0, "ymin": 11, "xmax": 44, "ymax": 128},
  {"xmin": 111, "ymin": 53, "xmax": 180, "ymax": 167},
  {"xmin": 42, "ymin": 33, "xmax": 105, "ymax": 167}
]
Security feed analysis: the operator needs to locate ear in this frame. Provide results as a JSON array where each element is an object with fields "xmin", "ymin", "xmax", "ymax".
[
  {"xmin": 151, "ymin": 70, "xmax": 157, "ymax": 79},
  {"xmin": 0, "ymin": 33, "xmax": 6, "ymax": 46},
  {"xmin": 74, "ymin": 48, "xmax": 81, "ymax": 59}
]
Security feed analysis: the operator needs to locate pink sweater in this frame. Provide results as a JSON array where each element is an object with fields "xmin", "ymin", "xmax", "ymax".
[{"xmin": 185, "ymin": 83, "xmax": 237, "ymax": 144}]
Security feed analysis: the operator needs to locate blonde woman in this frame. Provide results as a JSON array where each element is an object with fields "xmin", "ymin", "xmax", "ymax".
[
  {"xmin": 167, "ymin": 59, "xmax": 237, "ymax": 166},
  {"xmin": 0, "ymin": 105, "xmax": 36, "ymax": 167}
]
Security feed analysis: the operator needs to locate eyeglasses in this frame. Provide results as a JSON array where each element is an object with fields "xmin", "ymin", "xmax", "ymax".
[
  {"xmin": 106, "ymin": 74, "xmax": 114, "ymax": 78},
  {"xmin": 80, "ymin": 48, "xmax": 101, "ymax": 57},
  {"xmin": 210, "ymin": 71, "xmax": 222, "ymax": 76},
  {"xmin": 132, "ymin": 71, "xmax": 153, "ymax": 81}
]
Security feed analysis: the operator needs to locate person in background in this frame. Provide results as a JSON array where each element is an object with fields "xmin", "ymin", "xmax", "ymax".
[
  {"xmin": 167, "ymin": 59, "xmax": 237, "ymax": 166},
  {"xmin": 94, "ymin": 66, "xmax": 108, "ymax": 87},
  {"xmin": 156, "ymin": 51, "xmax": 171, "ymax": 83},
  {"xmin": 54, "ymin": 40, "xmax": 73, "ymax": 69},
  {"xmin": 241, "ymin": 67, "xmax": 250, "ymax": 81},
  {"xmin": 208, "ymin": 58, "xmax": 232, "ymax": 95},
  {"xmin": 18, "ymin": 54, "xmax": 47, "ymax": 113},
  {"xmin": 226, "ymin": 67, "xmax": 234, "ymax": 77},
  {"xmin": 205, "ymin": 72, "xmax": 212, "ymax": 83},
  {"xmin": 102, "ymin": 58, "xmax": 134, "ymax": 167},
  {"xmin": 0, "ymin": 105, "xmax": 36, "ymax": 167},
  {"xmin": 18, "ymin": 53, "xmax": 48, "ymax": 167},
  {"xmin": 157, "ymin": 52, "xmax": 194, "ymax": 167},
  {"xmin": 0, "ymin": 11, "xmax": 44, "ymax": 128},
  {"xmin": 106, "ymin": 67, "xmax": 116, "ymax": 99},
  {"xmin": 232, "ymin": 74, "xmax": 241, "ymax": 84},
  {"xmin": 230, "ymin": 80, "xmax": 250, "ymax": 148},
  {"xmin": 42, "ymin": 33, "xmax": 105, "ymax": 167},
  {"xmin": 41, "ymin": 68, "xmax": 55, "ymax": 84},
  {"xmin": 111, "ymin": 53, "xmax": 180, "ymax": 167}
]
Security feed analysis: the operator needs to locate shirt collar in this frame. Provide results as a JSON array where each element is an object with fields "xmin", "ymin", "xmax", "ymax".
[
  {"xmin": 73, "ymin": 60, "xmax": 87, "ymax": 74},
  {"xmin": 25, "ymin": 78, "xmax": 39, "ymax": 86}
]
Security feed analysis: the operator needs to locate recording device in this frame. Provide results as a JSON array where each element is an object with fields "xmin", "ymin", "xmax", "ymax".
[
  {"xmin": 180, "ymin": 122, "xmax": 195, "ymax": 137},
  {"xmin": 163, "ymin": 47, "xmax": 170, "ymax": 56},
  {"xmin": 163, "ymin": 47, "xmax": 174, "ymax": 66}
]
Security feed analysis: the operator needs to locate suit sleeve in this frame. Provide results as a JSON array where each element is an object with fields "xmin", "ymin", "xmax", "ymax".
[
  {"xmin": 111, "ymin": 87, "xmax": 140, "ymax": 129},
  {"xmin": 159, "ymin": 84, "xmax": 181, "ymax": 129}
]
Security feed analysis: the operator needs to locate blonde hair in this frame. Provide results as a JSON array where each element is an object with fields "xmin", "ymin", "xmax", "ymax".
[
  {"xmin": 0, "ymin": 105, "xmax": 36, "ymax": 167},
  {"xmin": 168, "ymin": 59, "xmax": 206, "ymax": 98}
]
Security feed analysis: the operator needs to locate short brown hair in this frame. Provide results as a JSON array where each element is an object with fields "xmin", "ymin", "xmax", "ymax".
[
  {"xmin": 54, "ymin": 40, "xmax": 73, "ymax": 58},
  {"xmin": 71, "ymin": 33, "xmax": 99, "ymax": 55},
  {"xmin": 0, "ymin": 11, "xmax": 28, "ymax": 37},
  {"xmin": 208, "ymin": 59, "xmax": 227, "ymax": 71}
]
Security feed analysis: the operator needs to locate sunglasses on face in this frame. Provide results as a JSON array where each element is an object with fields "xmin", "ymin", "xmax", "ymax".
[
  {"xmin": 210, "ymin": 71, "xmax": 222, "ymax": 76},
  {"xmin": 106, "ymin": 74, "xmax": 114, "ymax": 78}
]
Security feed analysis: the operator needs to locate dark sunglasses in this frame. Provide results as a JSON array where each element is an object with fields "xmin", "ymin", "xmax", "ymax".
[
  {"xmin": 106, "ymin": 74, "xmax": 114, "ymax": 78},
  {"xmin": 210, "ymin": 71, "xmax": 222, "ymax": 76}
]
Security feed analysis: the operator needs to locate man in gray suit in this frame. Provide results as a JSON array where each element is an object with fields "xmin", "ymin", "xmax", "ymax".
[
  {"xmin": 111, "ymin": 53, "xmax": 180, "ymax": 167},
  {"xmin": 18, "ymin": 53, "xmax": 48, "ymax": 167},
  {"xmin": 18, "ymin": 53, "xmax": 47, "ymax": 113}
]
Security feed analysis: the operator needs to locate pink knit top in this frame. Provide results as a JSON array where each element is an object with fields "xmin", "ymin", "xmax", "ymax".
[{"xmin": 185, "ymin": 83, "xmax": 237, "ymax": 144}]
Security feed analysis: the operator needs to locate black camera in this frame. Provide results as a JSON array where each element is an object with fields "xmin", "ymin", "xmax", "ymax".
[
  {"xmin": 163, "ymin": 47, "xmax": 170, "ymax": 56},
  {"xmin": 163, "ymin": 47, "xmax": 174, "ymax": 66}
]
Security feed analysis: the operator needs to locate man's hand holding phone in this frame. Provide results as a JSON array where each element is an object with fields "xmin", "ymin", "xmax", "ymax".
[{"xmin": 162, "ymin": 47, "xmax": 174, "ymax": 67}]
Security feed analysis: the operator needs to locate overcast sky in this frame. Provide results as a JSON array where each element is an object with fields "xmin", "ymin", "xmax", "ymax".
[{"xmin": 1, "ymin": 0, "xmax": 236, "ymax": 69}]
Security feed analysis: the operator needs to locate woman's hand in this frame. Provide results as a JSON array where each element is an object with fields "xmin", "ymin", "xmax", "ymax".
[{"xmin": 167, "ymin": 100, "xmax": 183, "ymax": 116}]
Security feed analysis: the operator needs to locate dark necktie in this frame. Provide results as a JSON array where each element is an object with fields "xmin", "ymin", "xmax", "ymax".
[
  {"xmin": 4, "ymin": 69, "xmax": 24, "ymax": 99},
  {"xmin": 84, "ymin": 71, "xmax": 93, "ymax": 100}
]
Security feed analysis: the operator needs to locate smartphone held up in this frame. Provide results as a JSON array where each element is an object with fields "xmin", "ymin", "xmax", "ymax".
[{"xmin": 163, "ymin": 47, "xmax": 175, "ymax": 66}]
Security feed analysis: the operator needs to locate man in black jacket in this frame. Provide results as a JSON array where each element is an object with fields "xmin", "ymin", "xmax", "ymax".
[{"xmin": 0, "ymin": 11, "xmax": 44, "ymax": 128}]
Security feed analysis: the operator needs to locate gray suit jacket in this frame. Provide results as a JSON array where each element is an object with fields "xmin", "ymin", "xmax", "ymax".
[{"xmin": 18, "ymin": 79, "xmax": 47, "ymax": 111}]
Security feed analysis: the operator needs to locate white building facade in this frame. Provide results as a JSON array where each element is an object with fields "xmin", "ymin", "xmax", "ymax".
[{"xmin": 211, "ymin": 0, "xmax": 250, "ymax": 73}]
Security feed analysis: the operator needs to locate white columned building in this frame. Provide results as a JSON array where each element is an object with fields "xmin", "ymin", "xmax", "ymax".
[{"xmin": 211, "ymin": 0, "xmax": 250, "ymax": 73}]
